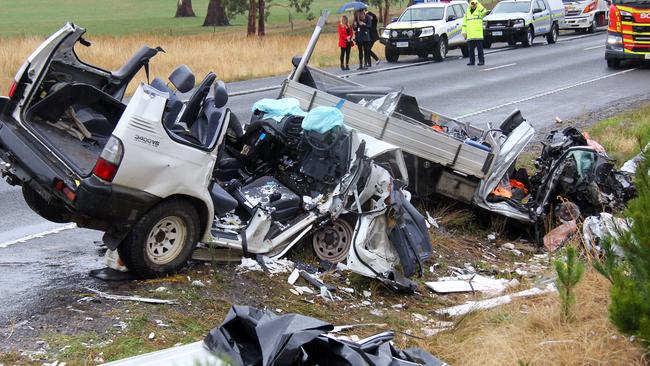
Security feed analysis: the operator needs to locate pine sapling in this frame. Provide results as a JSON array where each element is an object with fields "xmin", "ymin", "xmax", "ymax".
[{"xmin": 555, "ymin": 245, "xmax": 585, "ymax": 323}]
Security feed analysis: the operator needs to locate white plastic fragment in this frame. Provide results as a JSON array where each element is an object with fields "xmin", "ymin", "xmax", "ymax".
[
  {"xmin": 436, "ymin": 284, "xmax": 557, "ymax": 317},
  {"xmin": 287, "ymin": 269, "xmax": 300, "ymax": 285},
  {"xmin": 425, "ymin": 274, "xmax": 516, "ymax": 295},
  {"xmin": 84, "ymin": 288, "xmax": 178, "ymax": 305},
  {"xmin": 148, "ymin": 332, "xmax": 155, "ymax": 340},
  {"xmin": 363, "ymin": 290, "xmax": 372, "ymax": 298},
  {"xmin": 191, "ymin": 280, "xmax": 205, "ymax": 287}
]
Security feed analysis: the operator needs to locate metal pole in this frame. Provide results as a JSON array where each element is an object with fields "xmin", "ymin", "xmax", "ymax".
[{"xmin": 290, "ymin": 10, "xmax": 330, "ymax": 82}]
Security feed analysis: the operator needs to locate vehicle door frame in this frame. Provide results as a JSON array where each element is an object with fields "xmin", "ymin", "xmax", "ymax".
[{"xmin": 534, "ymin": 0, "xmax": 552, "ymax": 34}]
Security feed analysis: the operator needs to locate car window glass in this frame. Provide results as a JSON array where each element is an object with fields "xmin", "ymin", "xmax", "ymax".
[
  {"xmin": 491, "ymin": 1, "xmax": 532, "ymax": 13},
  {"xmin": 453, "ymin": 5, "xmax": 464, "ymax": 17},
  {"xmin": 537, "ymin": 0, "xmax": 547, "ymax": 10}
]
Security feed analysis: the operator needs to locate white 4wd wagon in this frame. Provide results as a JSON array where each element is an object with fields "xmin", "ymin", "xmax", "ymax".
[{"xmin": 380, "ymin": 1, "xmax": 470, "ymax": 62}]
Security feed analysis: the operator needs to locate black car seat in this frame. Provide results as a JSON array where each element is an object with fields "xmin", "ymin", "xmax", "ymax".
[
  {"xmin": 151, "ymin": 65, "xmax": 195, "ymax": 129},
  {"xmin": 233, "ymin": 176, "xmax": 302, "ymax": 222},
  {"xmin": 177, "ymin": 72, "xmax": 216, "ymax": 129},
  {"xmin": 190, "ymin": 81, "xmax": 230, "ymax": 148}
]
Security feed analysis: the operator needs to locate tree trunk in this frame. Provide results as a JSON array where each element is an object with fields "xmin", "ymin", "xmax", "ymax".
[
  {"xmin": 175, "ymin": 0, "xmax": 196, "ymax": 17},
  {"xmin": 378, "ymin": 4, "xmax": 384, "ymax": 23},
  {"xmin": 203, "ymin": 0, "xmax": 229, "ymax": 26},
  {"xmin": 258, "ymin": 0, "xmax": 266, "ymax": 36},
  {"xmin": 383, "ymin": 0, "xmax": 391, "ymax": 26},
  {"xmin": 247, "ymin": 0, "xmax": 257, "ymax": 36}
]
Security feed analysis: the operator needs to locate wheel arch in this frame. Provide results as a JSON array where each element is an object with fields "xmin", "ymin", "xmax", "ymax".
[{"xmin": 164, "ymin": 194, "xmax": 210, "ymax": 241}]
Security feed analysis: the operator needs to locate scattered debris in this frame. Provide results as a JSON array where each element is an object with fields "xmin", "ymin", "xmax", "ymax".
[
  {"xmin": 155, "ymin": 286, "xmax": 168, "ymax": 293},
  {"xmin": 582, "ymin": 212, "xmax": 631, "ymax": 256},
  {"xmin": 83, "ymin": 287, "xmax": 178, "ymax": 305},
  {"xmin": 543, "ymin": 220, "xmax": 578, "ymax": 252},
  {"xmin": 148, "ymin": 332, "xmax": 156, "ymax": 340},
  {"xmin": 487, "ymin": 233, "xmax": 497, "ymax": 242},
  {"xmin": 204, "ymin": 305, "xmax": 448, "ymax": 366},
  {"xmin": 363, "ymin": 290, "xmax": 372, "ymax": 298},
  {"xmin": 236, "ymin": 257, "xmax": 294, "ymax": 274},
  {"xmin": 426, "ymin": 274, "xmax": 519, "ymax": 295},
  {"xmin": 501, "ymin": 242, "xmax": 515, "ymax": 250},
  {"xmin": 191, "ymin": 280, "xmax": 205, "ymax": 287},
  {"xmin": 287, "ymin": 269, "xmax": 300, "ymax": 285},
  {"xmin": 436, "ymin": 284, "xmax": 557, "ymax": 317}
]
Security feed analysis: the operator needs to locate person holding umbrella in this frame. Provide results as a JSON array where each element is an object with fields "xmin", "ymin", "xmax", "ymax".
[
  {"xmin": 366, "ymin": 9, "xmax": 381, "ymax": 67},
  {"xmin": 353, "ymin": 9, "xmax": 372, "ymax": 70},
  {"xmin": 338, "ymin": 15, "xmax": 354, "ymax": 70}
]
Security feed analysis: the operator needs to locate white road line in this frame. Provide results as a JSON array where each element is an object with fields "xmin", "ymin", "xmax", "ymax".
[
  {"xmin": 0, "ymin": 223, "xmax": 77, "ymax": 249},
  {"xmin": 454, "ymin": 68, "xmax": 637, "ymax": 119},
  {"xmin": 480, "ymin": 63, "xmax": 517, "ymax": 72},
  {"xmin": 584, "ymin": 44, "xmax": 605, "ymax": 50}
]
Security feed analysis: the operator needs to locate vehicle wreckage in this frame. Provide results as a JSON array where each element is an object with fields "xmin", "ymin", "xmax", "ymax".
[
  {"xmin": 0, "ymin": 19, "xmax": 431, "ymax": 291},
  {"xmin": 0, "ymin": 14, "xmax": 634, "ymax": 289}
]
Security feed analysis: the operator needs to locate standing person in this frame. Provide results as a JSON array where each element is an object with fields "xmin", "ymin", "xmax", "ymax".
[
  {"xmin": 353, "ymin": 9, "xmax": 371, "ymax": 70},
  {"xmin": 462, "ymin": 0, "xmax": 487, "ymax": 66},
  {"xmin": 366, "ymin": 10, "xmax": 380, "ymax": 66},
  {"xmin": 338, "ymin": 15, "xmax": 354, "ymax": 70}
]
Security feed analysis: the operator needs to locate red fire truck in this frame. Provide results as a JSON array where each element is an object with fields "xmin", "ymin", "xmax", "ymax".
[{"xmin": 605, "ymin": 0, "xmax": 650, "ymax": 67}]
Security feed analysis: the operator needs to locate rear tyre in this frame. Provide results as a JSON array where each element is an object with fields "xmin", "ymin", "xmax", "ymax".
[
  {"xmin": 22, "ymin": 185, "xmax": 69, "ymax": 223},
  {"xmin": 432, "ymin": 36, "xmax": 448, "ymax": 62},
  {"xmin": 522, "ymin": 27, "xmax": 534, "ymax": 47},
  {"xmin": 607, "ymin": 59, "xmax": 621, "ymax": 68},
  {"xmin": 119, "ymin": 199, "xmax": 200, "ymax": 277},
  {"xmin": 385, "ymin": 47, "xmax": 399, "ymax": 63},
  {"xmin": 546, "ymin": 23, "xmax": 558, "ymax": 44},
  {"xmin": 460, "ymin": 44, "xmax": 469, "ymax": 57},
  {"xmin": 587, "ymin": 19, "xmax": 597, "ymax": 33}
]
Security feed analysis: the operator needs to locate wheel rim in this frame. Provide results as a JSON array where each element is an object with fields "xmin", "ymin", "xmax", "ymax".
[
  {"xmin": 440, "ymin": 41, "xmax": 446, "ymax": 57},
  {"xmin": 146, "ymin": 216, "xmax": 187, "ymax": 265},
  {"xmin": 312, "ymin": 219, "xmax": 353, "ymax": 263},
  {"xmin": 553, "ymin": 27, "xmax": 557, "ymax": 41},
  {"xmin": 528, "ymin": 30, "xmax": 533, "ymax": 44}
]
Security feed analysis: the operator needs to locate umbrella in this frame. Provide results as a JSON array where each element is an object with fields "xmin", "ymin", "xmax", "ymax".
[{"xmin": 337, "ymin": 1, "xmax": 368, "ymax": 13}]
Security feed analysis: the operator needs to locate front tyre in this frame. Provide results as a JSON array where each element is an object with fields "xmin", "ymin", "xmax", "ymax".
[
  {"xmin": 432, "ymin": 36, "xmax": 448, "ymax": 62},
  {"xmin": 119, "ymin": 199, "xmax": 200, "ymax": 277},
  {"xmin": 385, "ymin": 47, "xmax": 399, "ymax": 63},
  {"xmin": 606, "ymin": 58, "xmax": 621, "ymax": 68},
  {"xmin": 522, "ymin": 26, "xmax": 534, "ymax": 47},
  {"xmin": 547, "ymin": 23, "xmax": 558, "ymax": 44}
]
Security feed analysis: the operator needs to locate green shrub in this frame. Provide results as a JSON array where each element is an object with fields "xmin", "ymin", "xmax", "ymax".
[
  {"xmin": 594, "ymin": 149, "xmax": 650, "ymax": 347},
  {"xmin": 555, "ymin": 245, "xmax": 585, "ymax": 323}
]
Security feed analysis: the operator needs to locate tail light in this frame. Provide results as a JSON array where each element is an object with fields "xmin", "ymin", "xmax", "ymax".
[
  {"xmin": 54, "ymin": 179, "xmax": 77, "ymax": 202},
  {"xmin": 92, "ymin": 136, "xmax": 124, "ymax": 182}
]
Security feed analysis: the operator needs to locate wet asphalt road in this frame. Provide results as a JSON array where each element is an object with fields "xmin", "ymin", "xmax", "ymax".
[{"xmin": 0, "ymin": 30, "xmax": 648, "ymax": 326}]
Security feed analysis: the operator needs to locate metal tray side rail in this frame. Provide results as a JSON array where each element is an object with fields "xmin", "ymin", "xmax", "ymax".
[{"xmin": 279, "ymin": 79, "xmax": 493, "ymax": 179}]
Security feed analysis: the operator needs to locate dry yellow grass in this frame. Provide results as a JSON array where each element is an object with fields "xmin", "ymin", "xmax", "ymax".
[
  {"xmin": 0, "ymin": 31, "xmax": 380, "ymax": 95},
  {"xmin": 421, "ymin": 271, "xmax": 649, "ymax": 365}
]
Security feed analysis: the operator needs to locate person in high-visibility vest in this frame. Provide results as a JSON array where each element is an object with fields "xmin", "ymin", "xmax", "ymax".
[{"xmin": 462, "ymin": 0, "xmax": 487, "ymax": 66}]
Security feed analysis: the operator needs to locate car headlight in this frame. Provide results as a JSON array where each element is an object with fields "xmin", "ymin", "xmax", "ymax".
[
  {"xmin": 391, "ymin": 30, "xmax": 398, "ymax": 38},
  {"xmin": 620, "ymin": 10, "xmax": 634, "ymax": 21},
  {"xmin": 420, "ymin": 27, "xmax": 434, "ymax": 37},
  {"xmin": 512, "ymin": 19, "xmax": 525, "ymax": 27},
  {"xmin": 607, "ymin": 34, "xmax": 623, "ymax": 50},
  {"xmin": 382, "ymin": 29, "xmax": 390, "ymax": 38}
]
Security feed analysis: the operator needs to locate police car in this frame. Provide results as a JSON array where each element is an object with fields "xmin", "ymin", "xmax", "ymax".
[{"xmin": 380, "ymin": 1, "xmax": 470, "ymax": 62}]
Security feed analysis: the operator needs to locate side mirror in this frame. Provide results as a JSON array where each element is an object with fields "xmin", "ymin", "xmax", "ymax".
[
  {"xmin": 447, "ymin": 14, "xmax": 457, "ymax": 21},
  {"xmin": 392, "ymin": 17, "xmax": 399, "ymax": 22},
  {"xmin": 533, "ymin": 8, "xmax": 543, "ymax": 13}
]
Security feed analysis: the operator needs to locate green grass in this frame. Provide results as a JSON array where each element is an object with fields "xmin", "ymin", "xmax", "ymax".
[
  {"xmin": 587, "ymin": 103, "xmax": 650, "ymax": 165},
  {"xmin": 0, "ymin": 0, "xmax": 344, "ymax": 37}
]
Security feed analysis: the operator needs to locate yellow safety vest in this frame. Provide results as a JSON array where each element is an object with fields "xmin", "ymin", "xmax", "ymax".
[{"xmin": 463, "ymin": 4, "xmax": 487, "ymax": 40}]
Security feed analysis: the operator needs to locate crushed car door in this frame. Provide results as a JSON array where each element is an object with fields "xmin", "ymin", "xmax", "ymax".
[{"xmin": 474, "ymin": 121, "xmax": 535, "ymax": 221}]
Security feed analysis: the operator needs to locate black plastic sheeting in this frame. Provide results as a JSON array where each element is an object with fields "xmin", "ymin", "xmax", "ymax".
[{"xmin": 204, "ymin": 306, "xmax": 448, "ymax": 366}]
